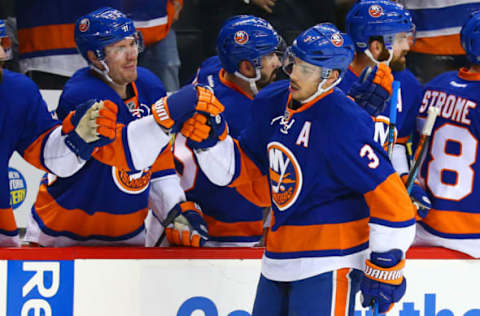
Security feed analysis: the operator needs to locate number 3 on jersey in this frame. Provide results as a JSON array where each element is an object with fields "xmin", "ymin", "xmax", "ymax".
[
  {"xmin": 427, "ymin": 123, "xmax": 478, "ymax": 201},
  {"xmin": 360, "ymin": 144, "xmax": 379, "ymax": 169}
]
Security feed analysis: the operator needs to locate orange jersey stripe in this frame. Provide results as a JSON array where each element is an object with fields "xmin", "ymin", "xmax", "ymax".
[
  {"xmin": 266, "ymin": 218, "xmax": 369, "ymax": 253},
  {"xmin": 334, "ymin": 268, "xmax": 351, "ymax": 316},
  {"xmin": 92, "ymin": 124, "xmax": 130, "ymax": 170},
  {"xmin": 18, "ymin": 24, "xmax": 75, "ymax": 54},
  {"xmin": 229, "ymin": 139, "xmax": 271, "ymax": 208},
  {"xmin": 23, "ymin": 126, "xmax": 57, "ymax": 171},
  {"xmin": 34, "ymin": 185, "xmax": 148, "ymax": 238},
  {"xmin": 422, "ymin": 209, "xmax": 480, "ymax": 235},
  {"xmin": 411, "ymin": 34, "xmax": 465, "ymax": 55},
  {"xmin": 364, "ymin": 173, "xmax": 415, "ymax": 223},
  {"xmin": 0, "ymin": 208, "xmax": 18, "ymax": 232},
  {"xmin": 151, "ymin": 142, "xmax": 175, "ymax": 173},
  {"xmin": 204, "ymin": 214, "xmax": 263, "ymax": 238}
]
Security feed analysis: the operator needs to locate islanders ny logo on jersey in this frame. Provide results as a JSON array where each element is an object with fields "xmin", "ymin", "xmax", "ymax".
[
  {"xmin": 112, "ymin": 167, "xmax": 151, "ymax": 194},
  {"xmin": 234, "ymin": 31, "xmax": 249, "ymax": 45},
  {"xmin": 368, "ymin": 4, "xmax": 383, "ymax": 18},
  {"xmin": 268, "ymin": 142, "xmax": 303, "ymax": 211},
  {"xmin": 330, "ymin": 33, "xmax": 344, "ymax": 47}
]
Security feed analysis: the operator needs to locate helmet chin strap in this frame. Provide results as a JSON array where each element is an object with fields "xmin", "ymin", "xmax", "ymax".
[
  {"xmin": 364, "ymin": 48, "xmax": 393, "ymax": 66},
  {"xmin": 91, "ymin": 60, "xmax": 114, "ymax": 83},
  {"xmin": 234, "ymin": 68, "xmax": 261, "ymax": 96},
  {"xmin": 301, "ymin": 76, "xmax": 342, "ymax": 104}
]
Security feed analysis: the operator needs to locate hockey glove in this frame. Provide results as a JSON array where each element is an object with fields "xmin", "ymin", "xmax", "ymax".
[
  {"xmin": 62, "ymin": 99, "xmax": 118, "ymax": 160},
  {"xmin": 152, "ymin": 84, "xmax": 225, "ymax": 133},
  {"xmin": 164, "ymin": 201, "xmax": 208, "ymax": 247},
  {"xmin": 410, "ymin": 183, "xmax": 431, "ymax": 220},
  {"xmin": 348, "ymin": 63, "xmax": 393, "ymax": 116},
  {"xmin": 400, "ymin": 173, "xmax": 431, "ymax": 220},
  {"xmin": 360, "ymin": 249, "xmax": 406, "ymax": 314},
  {"xmin": 182, "ymin": 111, "xmax": 228, "ymax": 149}
]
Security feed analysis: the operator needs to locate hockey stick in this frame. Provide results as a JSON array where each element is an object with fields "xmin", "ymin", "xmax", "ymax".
[
  {"xmin": 387, "ymin": 80, "xmax": 400, "ymax": 160},
  {"xmin": 154, "ymin": 207, "xmax": 181, "ymax": 247},
  {"xmin": 405, "ymin": 106, "xmax": 440, "ymax": 193}
]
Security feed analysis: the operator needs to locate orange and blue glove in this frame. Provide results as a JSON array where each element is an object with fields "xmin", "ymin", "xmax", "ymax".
[
  {"xmin": 152, "ymin": 84, "xmax": 224, "ymax": 133},
  {"xmin": 360, "ymin": 249, "xmax": 406, "ymax": 314},
  {"xmin": 349, "ymin": 63, "xmax": 393, "ymax": 116},
  {"xmin": 181, "ymin": 111, "xmax": 228, "ymax": 149},
  {"xmin": 62, "ymin": 99, "xmax": 118, "ymax": 160},
  {"xmin": 165, "ymin": 201, "xmax": 208, "ymax": 247}
]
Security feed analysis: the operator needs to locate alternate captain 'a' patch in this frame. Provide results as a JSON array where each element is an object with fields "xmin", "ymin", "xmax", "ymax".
[{"xmin": 268, "ymin": 142, "xmax": 303, "ymax": 211}]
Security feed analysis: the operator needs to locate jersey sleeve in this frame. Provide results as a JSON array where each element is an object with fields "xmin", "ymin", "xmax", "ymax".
[{"xmin": 327, "ymin": 109, "xmax": 416, "ymax": 253}]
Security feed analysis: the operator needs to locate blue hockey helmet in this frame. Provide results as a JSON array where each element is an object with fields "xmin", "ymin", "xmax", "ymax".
[
  {"xmin": 0, "ymin": 19, "xmax": 12, "ymax": 61},
  {"xmin": 290, "ymin": 23, "xmax": 354, "ymax": 79},
  {"xmin": 216, "ymin": 15, "xmax": 280, "ymax": 73},
  {"xmin": 461, "ymin": 11, "xmax": 480, "ymax": 64},
  {"xmin": 75, "ymin": 7, "xmax": 142, "ymax": 62},
  {"xmin": 346, "ymin": 0, "xmax": 412, "ymax": 52}
]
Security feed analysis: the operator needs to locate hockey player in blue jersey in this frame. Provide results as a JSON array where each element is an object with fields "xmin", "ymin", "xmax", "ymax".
[
  {"xmin": 412, "ymin": 11, "xmax": 480, "ymax": 258},
  {"xmin": 341, "ymin": 0, "xmax": 432, "ymax": 219},
  {"xmin": 24, "ymin": 8, "xmax": 217, "ymax": 247},
  {"xmin": 165, "ymin": 15, "xmax": 282, "ymax": 247},
  {"xmin": 0, "ymin": 19, "xmax": 119, "ymax": 247},
  {"xmin": 181, "ymin": 23, "xmax": 416, "ymax": 315}
]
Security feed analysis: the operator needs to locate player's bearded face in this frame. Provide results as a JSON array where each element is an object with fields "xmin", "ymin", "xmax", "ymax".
[
  {"xmin": 256, "ymin": 52, "xmax": 282, "ymax": 89},
  {"xmin": 104, "ymin": 37, "xmax": 139, "ymax": 85},
  {"xmin": 378, "ymin": 32, "xmax": 410, "ymax": 72}
]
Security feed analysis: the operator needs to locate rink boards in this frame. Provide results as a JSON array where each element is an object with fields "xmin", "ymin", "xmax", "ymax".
[{"xmin": 0, "ymin": 247, "xmax": 477, "ymax": 316}]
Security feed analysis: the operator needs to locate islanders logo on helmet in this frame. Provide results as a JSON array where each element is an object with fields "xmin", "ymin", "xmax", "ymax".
[
  {"xmin": 268, "ymin": 142, "xmax": 303, "ymax": 211},
  {"xmin": 78, "ymin": 18, "xmax": 90, "ymax": 32},
  {"xmin": 369, "ymin": 4, "xmax": 383, "ymax": 18},
  {"xmin": 234, "ymin": 30, "xmax": 249, "ymax": 45},
  {"xmin": 330, "ymin": 32, "xmax": 344, "ymax": 47}
]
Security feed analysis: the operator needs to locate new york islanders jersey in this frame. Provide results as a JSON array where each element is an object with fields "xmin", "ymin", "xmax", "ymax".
[
  {"xmin": 415, "ymin": 68, "xmax": 480, "ymax": 257},
  {"xmin": 1, "ymin": 70, "xmax": 58, "ymax": 246},
  {"xmin": 196, "ymin": 80, "xmax": 416, "ymax": 281},
  {"xmin": 338, "ymin": 66, "xmax": 423, "ymax": 146},
  {"xmin": 25, "ymin": 67, "xmax": 175, "ymax": 246},
  {"xmin": 190, "ymin": 56, "xmax": 222, "ymax": 86},
  {"xmin": 175, "ymin": 68, "xmax": 265, "ymax": 246}
]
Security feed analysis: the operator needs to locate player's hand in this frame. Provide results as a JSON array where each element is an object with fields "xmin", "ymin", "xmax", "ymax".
[
  {"xmin": 410, "ymin": 183, "xmax": 431, "ymax": 220},
  {"xmin": 152, "ymin": 84, "xmax": 225, "ymax": 133},
  {"xmin": 165, "ymin": 201, "xmax": 208, "ymax": 247},
  {"xmin": 360, "ymin": 249, "xmax": 406, "ymax": 314},
  {"xmin": 181, "ymin": 111, "xmax": 228, "ymax": 149},
  {"xmin": 251, "ymin": 0, "xmax": 276, "ymax": 13},
  {"xmin": 348, "ymin": 63, "xmax": 393, "ymax": 116},
  {"xmin": 62, "ymin": 99, "xmax": 118, "ymax": 160}
]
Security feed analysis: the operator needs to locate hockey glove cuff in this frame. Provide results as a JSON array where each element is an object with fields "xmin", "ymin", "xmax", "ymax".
[{"xmin": 361, "ymin": 249, "xmax": 406, "ymax": 314}]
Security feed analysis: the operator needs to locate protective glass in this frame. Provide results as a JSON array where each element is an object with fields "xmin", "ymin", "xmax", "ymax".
[
  {"xmin": 105, "ymin": 31, "xmax": 144, "ymax": 60},
  {"xmin": 281, "ymin": 48, "xmax": 321, "ymax": 79}
]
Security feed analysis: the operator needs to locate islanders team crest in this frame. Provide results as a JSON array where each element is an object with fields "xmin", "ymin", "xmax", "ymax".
[
  {"xmin": 330, "ymin": 33, "xmax": 344, "ymax": 47},
  {"xmin": 112, "ymin": 167, "xmax": 151, "ymax": 194},
  {"xmin": 78, "ymin": 18, "xmax": 90, "ymax": 32},
  {"xmin": 234, "ymin": 31, "xmax": 249, "ymax": 45},
  {"xmin": 368, "ymin": 4, "xmax": 383, "ymax": 17},
  {"xmin": 268, "ymin": 142, "xmax": 303, "ymax": 211}
]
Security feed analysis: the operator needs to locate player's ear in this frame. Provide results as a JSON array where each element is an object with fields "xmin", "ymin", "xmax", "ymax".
[
  {"xmin": 238, "ymin": 60, "xmax": 256, "ymax": 78},
  {"xmin": 87, "ymin": 51, "xmax": 105, "ymax": 70},
  {"xmin": 327, "ymin": 70, "xmax": 339, "ymax": 85},
  {"xmin": 368, "ymin": 40, "xmax": 383, "ymax": 59}
]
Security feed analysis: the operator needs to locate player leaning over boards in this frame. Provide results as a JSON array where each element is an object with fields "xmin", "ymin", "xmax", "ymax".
[
  {"xmin": 24, "ymin": 8, "xmax": 222, "ymax": 247},
  {"xmin": 181, "ymin": 23, "xmax": 416, "ymax": 315},
  {"xmin": 339, "ymin": 0, "xmax": 432, "ymax": 220},
  {"xmin": 0, "ymin": 18, "xmax": 119, "ymax": 247},
  {"xmin": 413, "ymin": 11, "xmax": 480, "ymax": 258},
  {"xmin": 162, "ymin": 15, "xmax": 282, "ymax": 247}
]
